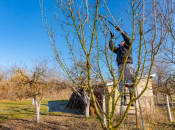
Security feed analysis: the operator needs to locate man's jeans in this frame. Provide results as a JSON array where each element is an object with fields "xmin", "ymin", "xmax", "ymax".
[{"xmin": 118, "ymin": 63, "xmax": 134, "ymax": 93}]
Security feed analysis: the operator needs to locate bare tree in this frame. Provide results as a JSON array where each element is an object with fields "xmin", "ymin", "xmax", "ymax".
[
  {"xmin": 0, "ymin": 69, "xmax": 5, "ymax": 82},
  {"xmin": 153, "ymin": 62, "xmax": 175, "ymax": 105},
  {"xmin": 0, "ymin": 67, "xmax": 8, "ymax": 99},
  {"xmin": 152, "ymin": 0, "xmax": 175, "ymax": 107},
  {"xmin": 15, "ymin": 60, "xmax": 48, "ymax": 123},
  {"xmin": 0, "ymin": 66, "xmax": 6, "ymax": 85},
  {"xmin": 45, "ymin": 63, "xmax": 65, "ymax": 94},
  {"xmin": 39, "ymin": 0, "xmax": 174, "ymax": 129}
]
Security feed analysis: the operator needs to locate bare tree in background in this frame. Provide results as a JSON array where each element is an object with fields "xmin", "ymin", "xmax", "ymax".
[
  {"xmin": 39, "ymin": 0, "xmax": 174, "ymax": 129},
  {"xmin": 0, "ymin": 67, "xmax": 5, "ymax": 82},
  {"xmin": 15, "ymin": 60, "xmax": 48, "ymax": 123},
  {"xmin": 46, "ymin": 63, "xmax": 66, "ymax": 95},
  {"xmin": 152, "ymin": 0, "xmax": 175, "ymax": 108},
  {"xmin": 153, "ymin": 62, "xmax": 175, "ymax": 106},
  {"xmin": 0, "ymin": 67, "xmax": 7, "ymax": 99}
]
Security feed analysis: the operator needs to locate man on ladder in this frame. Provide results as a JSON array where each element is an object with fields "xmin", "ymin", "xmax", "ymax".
[
  {"xmin": 109, "ymin": 27, "xmax": 135, "ymax": 106},
  {"xmin": 105, "ymin": 18, "xmax": 145, "ymax": 129}
]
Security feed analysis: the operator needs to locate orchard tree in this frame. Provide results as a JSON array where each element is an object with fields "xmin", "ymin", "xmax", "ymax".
[
  {"xmin": 16, "ymin": 60, "xmax": 48, "ymax": 123},
  {"xmin": 152, "ymin": 0, "xmax": 175, "ymax": 107},
  {"xmin": 40, "ymin": 0, "xmax": 174, "ymax": 129},
  {"xmin": 153, "ymin": 62, "xmax": 175, "ymax": 105}
]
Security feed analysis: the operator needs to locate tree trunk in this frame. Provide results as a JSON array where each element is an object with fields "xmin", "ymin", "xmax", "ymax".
[
  {"xmin": 85, "ymin": 99, "xmax": 90, "ymax": 117},
  {"xmin": 102, "ymin": 95, "xmax": 107, "ymax": 127},
  {"xmin": 84, "ymin": 91, "xmax": 90, "ymax": 118},
  {"xmin": 165, "ymin": 95, "xmax": 172, "ymax": 122},
  {"xmin": 34, "ymin": 99, "xmax": 41, "ymax": 123}
]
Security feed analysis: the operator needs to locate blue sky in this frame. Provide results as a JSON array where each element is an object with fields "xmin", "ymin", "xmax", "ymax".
[
  {"xmin": 0, "ymin": 0, "xmax": 135, "ymax": 71},
  {"xmin": 0, "ymin": 0, "xmax": 55, "ymax": 69}
]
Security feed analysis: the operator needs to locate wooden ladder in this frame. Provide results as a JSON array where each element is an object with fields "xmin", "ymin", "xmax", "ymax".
[{"xmin": 120, "ymin": 86, "xmax": 145, "ymax": 130}]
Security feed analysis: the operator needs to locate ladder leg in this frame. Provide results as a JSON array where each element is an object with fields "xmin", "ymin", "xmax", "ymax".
[
  {"xmin": 120, "ymin": 73, "xmax": 125, "ymax": 130},
  {"xmin": 135, "ymin": 90, "xmax": 138, "ymax": 130},
  {"xmin": 121, "ymin": 91, "xmax": 125, "ymax": 130},
  {"xmin": 122, "ymin": 88, "xmax": 138, "ymax": 128},
  {"xmin": 119, "ymin": 92, "xmax": 125, "ymax": 130},
  {"xmin": 121, "ymin": 70, "xmax": 125, "ymax": 130},
  {"xmin": 136, "ymin": 87, "xmax": 145, "ymax": 130}
]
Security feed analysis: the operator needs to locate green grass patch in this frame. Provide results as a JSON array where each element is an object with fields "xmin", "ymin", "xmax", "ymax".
[
  {"xmin": 0, "ymin": 101, "xmax": 35, "ymax": 122},
  {"xmin": 0, "ymin": 99, "xmax": 59, "ymax": 122},
  {"xmin": 41, "ymin": 111, "xmax": 62, "ymax": 116}
]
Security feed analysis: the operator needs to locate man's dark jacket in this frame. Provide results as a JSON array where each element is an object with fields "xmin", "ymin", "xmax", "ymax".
[{"xmin": 109, "ymin": 32, "xmax": 133, "ymax": 66}]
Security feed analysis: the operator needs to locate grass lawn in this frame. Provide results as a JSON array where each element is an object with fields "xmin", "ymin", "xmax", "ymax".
[
  {"xmin": 0, "ymin": 100, "xmax": 102, "ymax": 130},
  {"xmin": 0, "ymin": 100, "xmax": 175, "ymax": 130},
  {"xmin": 0, "ymin": 100, "xmax": 49, "ymax": 123}
]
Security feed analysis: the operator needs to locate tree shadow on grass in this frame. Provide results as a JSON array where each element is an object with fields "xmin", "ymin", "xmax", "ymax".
[{"xmin": 47, "ymin": 100, "xmax": 82, "ymax": 115}]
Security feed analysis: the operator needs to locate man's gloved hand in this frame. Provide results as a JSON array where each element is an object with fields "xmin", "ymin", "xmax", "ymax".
[
  {"xmin": 110, "ymin": 31, "xmax": 114, "ymax": 39},
  {"xmin": 115, "ymin": 26, "xmax": 121, "ymax": 31}
]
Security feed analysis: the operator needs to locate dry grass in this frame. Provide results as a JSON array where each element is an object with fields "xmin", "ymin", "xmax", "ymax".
[
  {"xmin": 144, "ymin": 106, "xmax": 175, "ymax": 130},
  {"xmin": 0, "ymin": 113, "xmax": 102, "ymax": 130},
  {"xmin": 112, "ymin": 105, "xmax": 175, "ymax": 130}
]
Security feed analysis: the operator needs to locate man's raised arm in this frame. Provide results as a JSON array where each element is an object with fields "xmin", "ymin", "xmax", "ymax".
[
  {"xmin": 121, "ymin": 32, "xmax": 131, "ymax": 48},
  {"xmin": 115, "ymin": 26, "xmax": 131, "ymax": 48},
  {"xmin": 109, "ymin": 32, "xmax": 118, "ymax": 54}
]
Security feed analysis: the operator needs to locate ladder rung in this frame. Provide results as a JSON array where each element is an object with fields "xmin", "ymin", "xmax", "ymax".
[
  {"xmin": 123, "ymin": 94, "xmax": 134, "ymax": 96},
  {"xmin": 129, "ymin": 108, "xmax": 135, "ymax": 110},
  {"xmin": 124, "ymin": 122, "xmax": 137, "ymax": 125},
  {"xmin": 127, "ymin": 113, "xmax": 136, "ymax": 115}
]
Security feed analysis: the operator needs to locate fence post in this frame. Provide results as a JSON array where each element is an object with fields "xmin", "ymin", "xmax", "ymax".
[
  {"xmin": 102, "ymin": 95, "xmax": 107, "ymax": 127},
  {"xmin": 166, "ymin": 95, "xmax": 172, "ymax": 122}
]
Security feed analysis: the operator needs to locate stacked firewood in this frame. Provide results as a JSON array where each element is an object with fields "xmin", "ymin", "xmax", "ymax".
[
  {"xmin": 65, "ymin": 90, "xmax": 84, "ymax": 109},
  {"xmin": 66, "ymin": 89, "xmax": 102, "ymax": 115}
]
